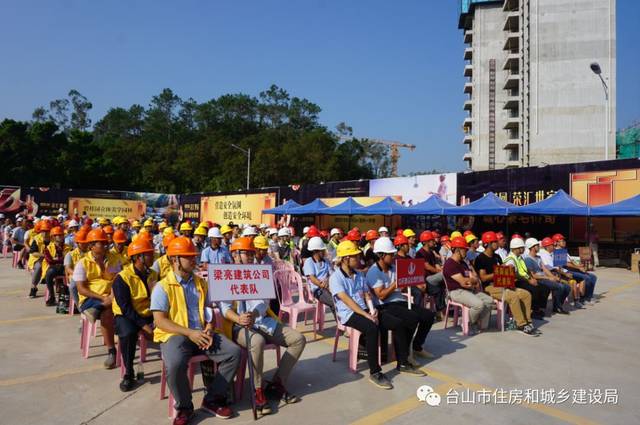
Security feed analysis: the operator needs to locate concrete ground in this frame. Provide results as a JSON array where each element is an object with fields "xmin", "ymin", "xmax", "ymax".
[{"xmin": 0, "ymin": 258, "xmax": 638, "ymax": 425}]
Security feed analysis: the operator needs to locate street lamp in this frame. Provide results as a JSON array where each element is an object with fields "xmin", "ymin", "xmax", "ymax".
[
  {"xmin": 590, "ymin": 62, "xmax": 609, "ymax": 160},
  {"xmin": 230, "ymin": 144, "xmax": 251, "ymax": 190}
]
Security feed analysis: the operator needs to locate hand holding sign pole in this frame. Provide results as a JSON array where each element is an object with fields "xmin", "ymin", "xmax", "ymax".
[{"xmin": 396, "ymin": 258, "xmax": 426, "ymax": 310}]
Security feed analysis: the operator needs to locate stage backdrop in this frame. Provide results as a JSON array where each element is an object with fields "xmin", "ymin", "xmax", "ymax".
[
  {"xmin": 200, "ymin": 193, "xmax": 276, "ymax": 227},
  {"xmin": 369, "ymin": 173, "xmax": 457, "ymax": 206}
]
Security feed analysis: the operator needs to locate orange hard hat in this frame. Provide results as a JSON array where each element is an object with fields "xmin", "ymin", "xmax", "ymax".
[
  {"xmin": 166, "ymin": 236, "xmax": 198, "ymax": 257},
  {"xmin": 481, "ymin": 231, "xmax": 498, "ymax": 244},
  {"xmin": 50, "ymin": 226, "xmax": 64, "ymax": 237},
  {"xmin": 40, "ymin": 221, "xmax": 52, "ymax": 232},
  {"xmin": 80, "ymin": 224, "xmax": 91, "ymax": 233},
  {"xmin": 230, "ymin": 237, "xmax": 256, "ymax": 252},
  {"xmin": 365, "ymin": 229, "xmax": 379, "ymax": 241},
  {"xmin": 394, "ymin": 234, "xmax": 409, "ymax": 247},
  {"xmin": 86, "ymin": 228, "xmax": 108, "ymax": 243},
  {"xmin": 103, "ymin": 225, "xmax": 114, "ymax": 235},
  {"xmin": 137, "ymin": 231, "xmax": 153, "ymax": 243},
  {"xmin": 162, "ymin": 233, "xmax": 176, "ymax": 248},
  {"xmin": 450, "ymin": 236, "xmax": 469, "ymax": 249},
  {"xmin": 127, "ymin": 238, "xmax": 155, "ymax": 257},
  {"xmin": 346, "ymin": 229, "xmax": 361, "ymax": 242},
  {"xmin": 112, "ymin": 229, "xmax": 127, "ymax": 244},
  {"xmin": 419, "ymin": 231, "xmax": 434, "ymax": 243},
  {"xmin": 74, "ymin": 230, "xmax": 88, "ymax": 244}
]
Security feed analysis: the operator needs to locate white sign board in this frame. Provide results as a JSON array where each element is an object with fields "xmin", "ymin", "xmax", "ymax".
[{"xmin": 207, "ymin": 263, "xmax": 276, "ymax": 302}]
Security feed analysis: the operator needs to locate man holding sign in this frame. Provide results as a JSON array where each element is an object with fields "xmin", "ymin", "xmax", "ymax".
[
  {"xmin": 219, "ymin": 237, "xmax": 306, "ymax": 416},
  {"xmin": 151, "ymin": 237, "xmax": 240, "ymax": 425}
]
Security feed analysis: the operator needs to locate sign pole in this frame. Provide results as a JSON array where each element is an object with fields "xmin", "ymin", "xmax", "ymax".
[{"xmin": 242, "ymin": 301, "xmax": 258, "ymax": 421}]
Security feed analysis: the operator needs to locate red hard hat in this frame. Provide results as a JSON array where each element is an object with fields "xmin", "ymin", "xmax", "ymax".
[
  {"xmin": 396, "ymin": 229, "xmax": 404, "ymax": 236},
  {"xmin": 365, "ymin": 230, "xmax": 379, "ymax": 241},
  {"xmin": 346, "ymin": 229, "xmax": 361, "ymax": 242},
  {"xmin": 511, "ymin": 233, "xmax": 523, "ymax": 240},
  {"xmin": 552, "ymin": 233, "xmax": 565, "ymax": 242},
  {"xmin": 394, "ymin": 234, "xmax": 409, "ymax": 247},
  {"xmin": 541, "ymin": 237, "xmax": 554, "ymax": 247},
  {"xmin": 440, "ymin": 235, "xmax": 450, "ymax": 243},
  {"xmin": 320, "ymin": 230, "xmax": 329, "ymax": 239},
  {"xmin": 463, "ymin": 230, "xmax": 473, "ymax": 237},
  {"xmin": 496, "ymin": 231, "xmax": 505, "ymax": 240},
  {"xmin": 450, "ymin": 236, "xmax": 469, "ymax": 249},
  {"xmin": 432, "ymin": 231, "xmax": 440, "ymax": 239},
  {"xmin": 419, "ymin": 231, "xmax": 434, "ymax": 243},
  {"xmin": 307, "ymin": 228, "xmax": 321, "ymax": 238},
  {"xmin": 481, "ymin": 231, "xmax": 499, "ymax": 244}
]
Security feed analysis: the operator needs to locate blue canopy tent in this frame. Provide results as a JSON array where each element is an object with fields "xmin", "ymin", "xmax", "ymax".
[
  {"xmin": 285, "ymin": 199, "xmax": 329, "ymax": 215},
  {"xmin": 352, "ymin": 196, "xmax": 408, "ymax": 215},
  {"xmin": 509, "ymin": 189, "xmax": 590, "ymax": 215},
  {"xmin": 406, "ymin": 195, "xmax": 456, "ymax": 215},
  {"xmin": 319, "ymin": 197, "xmax": 365, "ymax": 215},
  {"xmin": 445, "ymin": 192, "xmax": 514, "ymax": 216},
  {"xmin": 590, "ymin": 194, "xmax": 640, "ymax": 216},
  {"xmin": 262, "ymin": 199, "xmax": 302, "ymax": 215}
]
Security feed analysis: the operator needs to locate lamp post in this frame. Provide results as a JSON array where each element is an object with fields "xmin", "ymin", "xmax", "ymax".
[
  {"xmin": 590, "ymin": 62, "xmax": 609, "ymax": 160},
  {"xmin": 230, "ymin": 144, "xmax": 251, "ymax": 190}
]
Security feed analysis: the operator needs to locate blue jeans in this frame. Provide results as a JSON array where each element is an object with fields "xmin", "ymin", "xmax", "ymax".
[
  {"xmin": 538, "ymin": 279, "xmax": 570, "ymax": 310},
  {"xmin": 569, "ymin": 271, "xmax": 597, "ymax": 301},
  {"xmin": 80, "ymin": 297, "xmax": 105, "ymax": 313}
]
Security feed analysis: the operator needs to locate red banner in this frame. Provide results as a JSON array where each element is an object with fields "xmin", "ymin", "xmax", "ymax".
[
  {"xmin": 493, "ymin": 265, "xmax": 516, "ymax": 289},
  {"xmin": 396, "ymin": 258, "xmax": 425, "ymax": 288}
]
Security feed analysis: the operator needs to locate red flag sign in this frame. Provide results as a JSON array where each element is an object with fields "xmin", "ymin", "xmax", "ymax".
[
  {"xmin": 493, "ymin": 265, "xmax": 516, "ymax": 289},
  {"xmin": 396, "ymin": 258, "xmax": 426, "ymax": 288}
]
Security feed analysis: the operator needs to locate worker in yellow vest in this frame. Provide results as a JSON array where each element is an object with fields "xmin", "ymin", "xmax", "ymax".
[
  {"xmin": 73, "ymin": 228, "xmax": 122, "ymax": 369},
  {"xmin": 151, "ymin": 237, "xmax": 240, "ymax": 424},
  {"xmin": 103, "ymin": 225, "xmax": 114, "ymax": 246},
  {"xmin": 65, "ymin": 229, "xmax": 89, "ymax": 312},
  {"xmin": 43, "ymin": 226, "xmax": 70, "ymax": 306},
  {"xmin": 152, "ymin": 233, "xmax": 175, "ymax": 280},
  {"xmin": 219, "ymin": 237, "xmax": 306, "ymax": 416},
  {"xmin": 112, "ymin": 238, "xmax": 157, "ymax": 392},
  {"xmin": 111, "ymin": 229, "xmax": 130, "ymax": 266},
  {"xmin": 28, "ymin": 220, "xmax": 51, "ymax": 298}
]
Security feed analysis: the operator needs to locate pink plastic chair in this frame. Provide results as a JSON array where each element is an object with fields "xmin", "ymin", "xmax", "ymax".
[
  {"xmin": 2, "ymin": 242, "xmax": 9, "ymax": 258},
  {"xmin": 303, "ymin": 279, "xmax": 326, "ymax": 335},
  {"xmin": 234, "ymin": 344, "xmax": 281, "ymax": 400},
  {"xmin": 116, "ymin": 332, "xmax": 148, "ymax": 378},
  {"xmin": 275, "ymin": 271, "xmax": 318, "ymax": 335},
  {"xmin": 160, "ymin": 354, "xmax": 210, "ymax": 419},
  {"xmin": 332, "ymin": 317, "xmax": 381, "ymax": 373},
  {"xmin": 443, "ymin": 298, "xmax": 470, "ymax": 336},
  {"xmin": 12, "ymin": 250, "xmax": 20, "ymax": 268},
  {"xmin": 80, "ymin": 315, "xmax": 100, "ymax": 358}
]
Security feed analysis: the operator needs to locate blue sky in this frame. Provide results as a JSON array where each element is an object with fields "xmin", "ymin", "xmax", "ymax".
[{"xmin": 1, "ymin": 0, "xmax": 639, "ymax": 174}]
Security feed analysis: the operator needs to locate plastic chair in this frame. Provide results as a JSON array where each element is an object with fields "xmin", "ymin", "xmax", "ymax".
[
  {"xmin": 2, "ymin": 242, "xmax": 9, "ymax": 258},
  {"xmin": 234, "ymin": 344, "xmax": 281, "ymax": 400},
  {"xmin": 116, "ymin": 332, "xmax": 148, "ymax": 378},
  {"xmin": 443, "ymin": 298, "xmax": 470, "ymax": 336},
  {"xmin": 275, "ymin": 271, "xmax": 317, "ymax": 335},
  {"xmin": 304, "ymin": 280, "xmax": 326, "ymax": 335},
  {"xmin": 12, "ymin": 250, "xmax": 20, "ymax": 268},
  {"xmin": 160, "ymin": 354, "xmax": 210, "ymax": 419},
  {"xmin": 332, "ymin": 317, "xmax": 381, "ymax": 373},
  {"xmin": 80, "ymin": 315, "xmax": 100, "ymax": 358}
]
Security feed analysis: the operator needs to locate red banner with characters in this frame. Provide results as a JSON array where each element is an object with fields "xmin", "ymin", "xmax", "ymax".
[
  {"xmin": 396, "ymin": 258, "xmax": 425, "ymax": 288},
  {"xmin": 493, "ymin": 265, "xmax": 516, "ymax": 289}
]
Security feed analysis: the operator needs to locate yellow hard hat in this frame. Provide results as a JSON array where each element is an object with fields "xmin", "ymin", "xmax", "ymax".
[
  {"xmin": 163, "ymin": 227, "xmax": 174, "ymax": 237},
  {"xmin": 179, "ymin": 222, "xmax": 193, "ymax": 232},
  {"xmin": 336, "ymin": 240, "xmax": 362, "ymax": 258},
  {"xmin": 199, "ymin": 221, "xmax": 210, "ymax": 229},
  {"xmin": 220, "ymin": 225, "xmax": 233, "ymax": 235},
  {"xmin": 465, "ymin": 234, "xmax": 478, "ymax": 243},
  {"xmin": 98, "ymin": 217, "xmax": 109, "ymax": 225},
  {"xmin": 132, "ymin": 220, "xmax": 141, "ymax": 228},
  {"xmin": 402, "ymin": 228, "xmax": 416, "ymax": 238},
  {"xmin": 253, "ymin": 235, "xmax": 269, "ymax": 250},
  {"xmin": 194, "ymin": 226, "xmax": 207, "ymax": 236},
  {"xmin": 158, "ymin": 222, "xmax": 168, "ymax": 230},
  {"xmin": 451, "ymin": 231, "xmax": 462, "ymax": 239},
  {"xmin": 112, "ymin": 216, "xmax": 122, "ymax": 225},
  {"xmin": 143, "ymin": 219, "xmax": 153, "ymax": 227}
]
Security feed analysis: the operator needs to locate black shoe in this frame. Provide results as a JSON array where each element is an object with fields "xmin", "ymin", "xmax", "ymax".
[
  {"xmin": 517, "ymin": 324, "xmax": 539, "ymax": 336},
  {"xmin": 531, "ymin": 310, "xmax": 545, "ymax": 319},
  {"xmin": 119, "ymin": 376, "xmax": 137, "ymax": 392},
  {"xmin": 397, "ymin": 364, "xmax": 426, "ymax": 377},
  {"xmin": 369, "ymin": 372, "xmax": 393, "ymax": 390},
  {"xmin": 46, "ymin": 298, "xmax": 56, "ymax": 307},
  {"xmin": 28, "ymin": 287, "xmax": 37, "ymax": 298},
  {"xmin": 553, "ymin": 307, "xmax": 570, "ymax": 315}
]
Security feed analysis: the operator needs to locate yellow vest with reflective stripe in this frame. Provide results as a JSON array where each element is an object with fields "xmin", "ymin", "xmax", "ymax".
[
  {"xmin": 112, "ymin": 264, "xmax": 157, "ymax": 318},
  {"xmin": 156, "ymin": 254, "xmax": 172, "ymax": 280},
  {"xmin": 505, "ymin": 252, "xmax": 530, "ymax": 279},
  {"xmin": 42, "ymin": 242, "xmax": 71, "ymax": 276},
  {"xmin": 153, "ymin": 271, "xmax": 207, "ymax": 343},
  {"xmin": 70, "ymin": 248, "xmax": 86, "ymax": 268},
  {"xmin": 78, "ymin": 251, "xmax": 120, "ymax": 306},
  {"xmin": 110, "ymin": 246, "xmax": 130, "ymax": 267},
  {"xmin": 27, "ymin": 234, "xmax": 46, "ymax": 270}
]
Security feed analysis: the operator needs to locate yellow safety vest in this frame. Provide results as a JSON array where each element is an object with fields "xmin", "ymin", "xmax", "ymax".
[
  {"xmin": 112, "ymin": 264, "xmax": 157, "ymax": 318},
  {"xmin": 219, "ymin": 301, "xmax": 280, "ymax": 341},
  {"xmin": 110, "ymin": 246, "xmax": 130, "ymax": 267},
  {"xmin": 156, "ymin": 254, "xmax": 172, "ymax": 280},
  {"xmin": 78, "ymin": 251, "xmax": 120, "ymax": 306},
  {"xmin": 42, "ymin": 242, "xmax": 71, "ymax": 276},
  {"xmin": 153, "ymin": 271, "xmax": 207, "ymax": 343},
  {"xmin": 27, "ymin": 234, "xmax": 46, "ymax": 270},
  {"xmin": 505, "ymin": 253, "xmax": 531, "ymax": 280},
  {"xmin": 69, "ymin": 248, "xmax": 87, "ymax": 268}
]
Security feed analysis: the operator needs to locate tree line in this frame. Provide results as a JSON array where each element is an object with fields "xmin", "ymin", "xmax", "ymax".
[{"xmin": 0, "ymin": 86, "xmax": 392, "ymax": 193}]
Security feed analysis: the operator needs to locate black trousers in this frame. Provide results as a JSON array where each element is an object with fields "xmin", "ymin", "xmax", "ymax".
[
  {"xmin": 379, "ymin": 302, "xmax": 434, "ymax": 357},
  {"xmin": 115, "ymin": 315, "xmax": 152, "ymax": 378},
  {"xmin": 44, "ymin": 265, "xmax": 64, "ymax": 302},
  {"xmin": 516, "ymin": 279, "xmax": 550, "ymax": 311},
  {"xmin": 344, "ymin": 312, "xmax": 382, "ymax": 375}
]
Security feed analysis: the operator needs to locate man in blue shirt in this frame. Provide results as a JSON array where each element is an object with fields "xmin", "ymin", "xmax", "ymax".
[
  {"xmin": 200, "ymin": 227, "xmax": 231, "ymax": 268},
  {"xmin": 523, "ymin": 238, "xmax": 570, "ymax": 315},
  {"xmin": 302, "ymin": 236, "xmax": 336, "ymax": 321}
]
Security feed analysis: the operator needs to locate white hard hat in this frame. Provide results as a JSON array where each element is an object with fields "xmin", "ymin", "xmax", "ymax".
[
  {"xmin": 525, "ymin": 238, "xmax": 540, "ymax": 250},
  {"xmin": 91, "ymin": 222, "xmax": 100, "ymax": 229},
  {"xmin": 268, "ymin": 228, "xmax": 278, "ymax": 236},
  {"xmin": 16, "ymin": 217, "xmax": 24, "ymax": 222},
  {"xmin": 259, "ymin": 223, "xmax": 268, "ymax": 229},
  {"xmin": 278, "ymin": 227, "xmax": 291, "ymax": 237},
  {"xmin": 308, "ymin": 236, "xmax": 326, "ymax": 251},
  {"xmin": 378, "ymin": 226, "xmax": 389, "ymax": 233},
  {"xmin": 68, "ymin": 219, "xmax": 79, "ymax": 228},
  {"xmin": 208, "ymin": 227, "xmax": 223, "ymax": 238},
  {"xmin": 510, "ymin": 238, "xmax": 525, "ymax": 250},
  {"xmin": 241, "ymin": 226, "xmax": 258, "ymax": 237},
  {"xmin": 33, "ymin": 217, "xmax": 40, "ymax": 223},
  {"xmin": 373, "ymin": 237, "xmax": 397, "ymax": 254},
  {"xmin": 58, "ymin": 207, "xmax": 64, "ymax": 213},
  {"xmin": 330, "ymin": 228, "xmax": 341, "ymax": 236},
  {"xmin": 303, "ymin": 226, "xmax": 310, "ymax": 234}
]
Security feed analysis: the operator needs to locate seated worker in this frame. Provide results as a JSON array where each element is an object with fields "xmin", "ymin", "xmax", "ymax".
[
  {"xmin": 43, "ymin": 226, "xmax": 70, "ymax": 306},
  {"xmin": 523, "ymin": 238, "xmax": 571, "ymax": 315},
  {"xmin": 367, "ymin": 237, "xmax": 434, "ymax": 367},
  {"xmin": 73, "ymin": 228, "xmax": 122, "ymax": 368},
  {"xmin": 220, "ymin": 237, "xmax": 306, "ymax": 416},
  {"xmin": 65, "ymin": 229, "xmax": 89, "ymax": 311},
  {"xmin": 179, "ymin": 222, "xmax": 193, "ymax": 238},
  {"xmin": 503, "ymin": 238, "xmax": 550, "ymax": 320},
  {"xmin": 553, "ymin": 233, "xmax": 597, "ymax": 304},
  {"xmin": 28, "ymin": 220, "xmax": 51, "ymax": 298},
  {"xmin": 302, "ymin": 236, "xmax": 336, "ymax": 321},
  {"xmin": 403, "ymin": 229, "xmax": 418, "ymax": 258},
  {"xmin": 415, "ymin": 231, "xmax": 446, "ymax": 313},
  {"xmin": 538, "ymin": 237, "xmax": 585, "ymax": 309},
  {"xmin": 253, "ymin": 235, "xmax": 273, "ymax": 265},
  {"xmin": 200, "ymin": 227, "xmax": 231, "ymax": 268},
  {"xmin": 112, "ymin": 238, "xmax": 157, "ymax": 392},
  {"xmin": 362, "ymin": 230, "xmax": 379, "ymax": 268},
  {"xmin": 110, "ymin": 229, "xmax": 130, "ymax": 266},
  {"xmin": 192, "ymin": 226, "xmax": 208, "ymax": 265},
  {"xmin": 442, "ymin": 236, "xmax": 494, "ymax": 333},
  {"xmin": 152, "ymin": 233, "xmax": 176, "ymax": 280},
  {"xmin": 464, "ymin": 234, "xmax": 480, "ymax": 263},
  {"xmin": 474, "ymin": 232, "xmax": 539, "ymax": 336},
  {"xmin": 11, "ymin": 217, "xmax": 27, "ymax": 268},
  {"xmin": 151, "ymin": 236, "xmax": 241, "ymax": 424},
  {"xmin": 329, "ymin": 240, "xmax": 393, "ymax": 390},
  {"xmin": 104, "ymin": 225, "xmax": 114, "ymax": 246}
]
